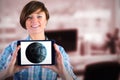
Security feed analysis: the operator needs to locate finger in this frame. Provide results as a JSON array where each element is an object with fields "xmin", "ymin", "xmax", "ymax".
[
  {"xmin": 54, "ymin": 44, "xmax": 59, "ymax": 53},
  {"xmin": 54, "ymin": 44, "xmax": 62, "ymax": 58},
  {"xmin": 6, "ymin": 46, "xmax": 21, "ymax": 76},
  {"xmin": 42, "ymin": 65, "xmax": 53, "ymax": 69},
  {"xmin": 9, "ymin": 46, "xmax": 20, "ymax": 66},
  {"xmin": 53, "ymin": 44, "xmax": 63, "ymax": 64}
]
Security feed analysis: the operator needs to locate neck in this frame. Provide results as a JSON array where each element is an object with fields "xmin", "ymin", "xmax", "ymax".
[{"xmin": 30, "ymin": 33, "xmax": 45, "ymax": 40}]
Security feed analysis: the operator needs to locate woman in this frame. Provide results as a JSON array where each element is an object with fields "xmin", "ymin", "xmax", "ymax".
[{"xmin": 0, "ymin": 1, "xmax": 78, "ymax": 80}]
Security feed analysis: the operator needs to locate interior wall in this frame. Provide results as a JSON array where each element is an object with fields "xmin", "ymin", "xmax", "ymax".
[{"xmin": 0, "ymin": 0, "xmax": 118, "ymax": 53}]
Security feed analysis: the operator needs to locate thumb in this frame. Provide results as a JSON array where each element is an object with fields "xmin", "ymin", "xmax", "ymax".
[
  {"xmin": 11, "ymin": 46, "xmax": 20, "ymax": 65},
  {"xmin": 54, "ymin": 44, "xmax": 62, "ymax": 60},
  {"xmin": 54, "ymin": 44, "xmax": 59, "ymax": 53}
]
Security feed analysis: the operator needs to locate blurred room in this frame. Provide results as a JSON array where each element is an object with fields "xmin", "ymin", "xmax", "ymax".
[{"xmin": 0, "ymin": 0, "xmax": 120, "ymax": 80}]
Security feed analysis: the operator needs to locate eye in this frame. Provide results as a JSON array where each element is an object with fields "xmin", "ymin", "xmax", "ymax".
[
  {"xmin": 37, "ymin": 15, "xmax": 42, "ymax": 18},
  {"xmin": 27, "ymin": 15, "xmax": 32, "ymax": 19}
]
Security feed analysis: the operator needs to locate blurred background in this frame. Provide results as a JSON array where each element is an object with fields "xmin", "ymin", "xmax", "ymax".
[{"xmin": 0, "ymin": 0, "xmax": 120, "ymax": 80}]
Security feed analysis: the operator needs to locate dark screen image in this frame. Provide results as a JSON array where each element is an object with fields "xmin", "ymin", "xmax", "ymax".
[
  {"xmin": 45, "ymin": 29, "xmax": 77, "ymax": 52},
  {"xmin": 26, "ymin": 42, "xmax": 47, "ymax": 63}
]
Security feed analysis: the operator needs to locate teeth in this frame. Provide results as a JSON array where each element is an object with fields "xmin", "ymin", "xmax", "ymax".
[{"xmin": 32, "ymin": 25, "xmax": 39, "ymax": 28}]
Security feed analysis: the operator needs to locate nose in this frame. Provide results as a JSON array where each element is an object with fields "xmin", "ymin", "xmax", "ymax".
[{"xmin": 31, "ymin": 17, "xmax": 38, "ymax": 25}]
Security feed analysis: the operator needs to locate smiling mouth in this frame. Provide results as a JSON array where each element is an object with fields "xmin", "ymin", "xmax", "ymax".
[{"xmin": 31, "ymin": 25, "xmax": 40, "ymax": 28}]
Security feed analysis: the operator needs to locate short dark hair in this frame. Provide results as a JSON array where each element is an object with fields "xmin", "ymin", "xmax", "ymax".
[{"xmin": 20, "ymin": 1, "xmax": 50, "ymax": 29}]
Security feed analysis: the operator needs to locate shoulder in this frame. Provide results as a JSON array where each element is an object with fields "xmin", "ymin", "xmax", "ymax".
[
  {"xmin": 1, "ymin": 40, "xmax": 18, "ymax": 55},
  {"xmin": 0, "ymin": 40, "xmax": 18, "ymax": 71},
  {"xmin": 7, "ymin": 41, "xmax": 18, "ymax": 51},
  {"xmin": 58, "ymin": 45, "xmax": 70, "ymax": 60},
  {"xmin": 58, "ymin": 45, "xmax": 66, "ymax": 55}
]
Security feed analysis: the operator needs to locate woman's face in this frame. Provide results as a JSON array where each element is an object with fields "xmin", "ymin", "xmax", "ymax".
[{"xmin": 25, "ymin": 9, "xmax": 47, "ymax": 34}]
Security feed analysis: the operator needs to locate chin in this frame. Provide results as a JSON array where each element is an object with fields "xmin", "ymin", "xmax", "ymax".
[{"xmin": 29, "ymin": 30, "xmax": 43, "ymax": 34}]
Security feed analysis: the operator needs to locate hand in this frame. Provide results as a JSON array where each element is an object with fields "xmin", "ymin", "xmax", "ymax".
[
  {"xmin": 0, "ymin": 46, "xmax": 30, "ymax": 80},
  {"xmin": 42, "ymin": 44, "xmax": 73, "ymax": 80}
]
